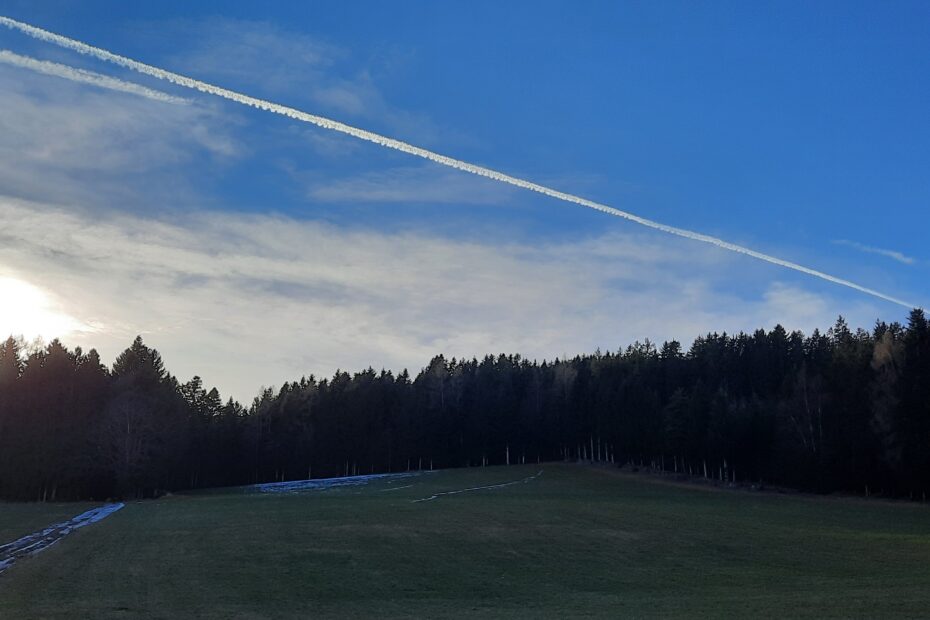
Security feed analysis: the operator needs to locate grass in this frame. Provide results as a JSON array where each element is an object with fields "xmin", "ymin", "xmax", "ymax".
[{"xmin": 1, "ymin": 464, "xmax": 929, "ymax": 618}]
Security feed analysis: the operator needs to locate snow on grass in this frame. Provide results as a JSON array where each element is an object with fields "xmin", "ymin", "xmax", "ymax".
[
  {"xmin": 379, "ymin": 484, "xmax": 415, "ymax": 492},
  {"xmin": 412, "ymin": 470, "xmax": 544, "ymax": 503},
  {"xmin": 252, "ymin": 471, "xmax": 426, "ymax": 494},
  {"xmin": 0, "ymin": 503, "xmax": 124, "ymax": 575}
]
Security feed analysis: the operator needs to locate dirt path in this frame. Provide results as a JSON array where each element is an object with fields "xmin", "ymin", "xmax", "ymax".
[{"xmin": 0, "ymin": 503, "xmax": 124, "ymax": 575}]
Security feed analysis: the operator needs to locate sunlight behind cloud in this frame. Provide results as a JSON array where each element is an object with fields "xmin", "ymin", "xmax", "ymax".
[{"xmin": 0, "ymin": 275, "xmax": 89, "ymax": 342}]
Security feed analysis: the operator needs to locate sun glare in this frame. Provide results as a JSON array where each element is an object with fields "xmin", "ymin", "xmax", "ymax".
[{"xmin": 0, "ymin": 276, "xmax": 85, "ymax": 342}]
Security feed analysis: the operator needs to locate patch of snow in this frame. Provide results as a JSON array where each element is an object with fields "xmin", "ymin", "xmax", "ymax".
[
  {"xmin": 413, "ymin": 470, "xmax": 544, "ymax": 503},
  {"xmin": 0, "ymin": 503, "xmax": 124, "ymax": 575},
  {"xmin": 379, "ymin": 484, "xmax": 415, "ymax": 492},
  {"xmin": 251, "ymin": 471, "xmax": 426, "ymax": 494}
]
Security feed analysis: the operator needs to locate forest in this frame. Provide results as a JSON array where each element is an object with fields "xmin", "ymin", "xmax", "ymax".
[{"xmin": 0, "ymin": 310, "xmax": 928, "ymax": 502}]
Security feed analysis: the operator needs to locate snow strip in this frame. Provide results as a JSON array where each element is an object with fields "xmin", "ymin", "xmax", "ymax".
[
  {"xmin": 413, "ymin": 470, "xmax": 544, "ymax": 503},
  {"xmin": 379, "ymin": 484, "xmax": 414, "ymax": 492},
  {"xmin": 0, "ymin": 503, "xmax": 124, "ymax": 575},
  {"xmin": 252, "ymin": 471, "xmax": 425, "ymax": 494}
]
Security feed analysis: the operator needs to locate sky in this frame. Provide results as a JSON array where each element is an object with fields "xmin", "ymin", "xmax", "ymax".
[{"xmin": 0, "ymin": 1, "xmax": 927, "ymax": 401}]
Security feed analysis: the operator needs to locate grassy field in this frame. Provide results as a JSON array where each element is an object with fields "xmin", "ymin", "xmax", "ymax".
[{"xmin": 1, "ymin": 464, "xmax": 929, "ymax": 618}]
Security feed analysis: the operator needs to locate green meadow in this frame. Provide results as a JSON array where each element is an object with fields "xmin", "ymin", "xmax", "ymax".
[{"xmin": 2, "ymin": 465, "xmax": 929, "ymax": 618}]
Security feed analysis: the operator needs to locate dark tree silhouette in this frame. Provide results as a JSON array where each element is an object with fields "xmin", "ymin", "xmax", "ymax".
[{"xmin": 0, "ymin": 313, "xmax": 929, "ymax": 501}]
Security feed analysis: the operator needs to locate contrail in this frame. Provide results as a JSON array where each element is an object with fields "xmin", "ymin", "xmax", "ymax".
[
  {"xmin": 0, "ymin": 49, "xmax": 187, "ymax": 104},
  {"xmin": 0, "ymin": 15, "xmax": 917, "ymax": 309},
  {"xmin": 833, "ymin": 240, "xmax": 916, "ymax": 266}
]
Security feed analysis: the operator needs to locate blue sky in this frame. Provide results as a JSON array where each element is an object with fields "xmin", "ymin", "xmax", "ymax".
[{"xmin": 0, "ymin": 1, "xmax": 927, "ymax": 399}]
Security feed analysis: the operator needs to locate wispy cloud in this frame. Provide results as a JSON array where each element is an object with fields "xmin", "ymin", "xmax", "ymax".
[
  {"xmin": 306, "ymin": 165, "xmax": 515, "ymax": 205},
  {"xmin": 157, "ymin": 18, "xmax": 451, "ymax": 145},
  {"xmin": 0, "ymin": 59, "xmax": 239, "ymax": 209},
  {"xmin": 833, "ymin": 240, "xmax": 917, "ymax": 266},
  {"xmin": 0, "ymin": 195, "xmax": 884, "ymax": 402},
  {"xmin": 162, "ymin": 18, "xmax": 338, "ymax": 97}
]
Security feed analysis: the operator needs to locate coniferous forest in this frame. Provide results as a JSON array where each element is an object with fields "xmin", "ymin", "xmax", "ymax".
[{"xmin": 1, "ymin": 310, "xmax": 928, "ymax": 502}]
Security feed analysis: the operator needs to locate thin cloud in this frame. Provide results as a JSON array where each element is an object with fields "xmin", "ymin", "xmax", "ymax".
[
  {"xmin": 834, "ymin": 240, "xmax": 917, "ymax": 266},
  {"xmin": 307, "ymin": 165, "xmax": 514, "ymax": 205},
  {"xmin": 158, "ymin": 18, "xmax": 449, "ymax": 145},
  {"xmin": 162, "ymin": 18, "xmax": 337, "ymax": 96},
  {"xmin": 0, "ymin": 60, "xmax": 240, "ymax": 210},
  {"xmin": 0, "ymin": 15, "xmax": 917, "ymax": 309},
  {"xmin": 0, "ymin": 195, "xmax": 886, "ymax": 402}
]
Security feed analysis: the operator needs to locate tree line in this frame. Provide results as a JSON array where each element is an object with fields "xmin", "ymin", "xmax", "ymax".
[{"xmin": 1, "ymin": 309, "xmax": 928, "ymax": 502}]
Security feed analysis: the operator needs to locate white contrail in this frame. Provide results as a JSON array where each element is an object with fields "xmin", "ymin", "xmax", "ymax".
[
  {"xmin": 0, "ymin": 15, "xmax": 917, "ymax": 309},
  {"xmin": 0, "ymin": 48, "xmax": 187, "ymax": 104}
]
